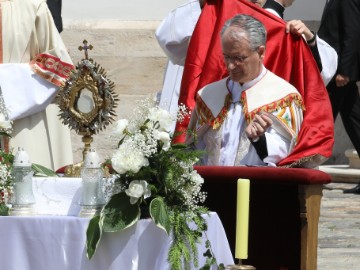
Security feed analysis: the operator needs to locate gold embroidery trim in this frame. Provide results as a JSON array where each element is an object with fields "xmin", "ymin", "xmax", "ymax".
[
  {"xmin": 196, "ymin": 93, "xmax": 232, "ymax": 129},
  {"xmin": 30, "ymin": 53, "xmax": 74, "ymax": 86},
  {"xmin": 241, "ymin": 92, "xmax": 305, "ymax": 123}
]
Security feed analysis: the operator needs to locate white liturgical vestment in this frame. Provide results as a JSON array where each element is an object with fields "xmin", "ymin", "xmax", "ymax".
[
  {"xmin": 0, "ymin": 0, "xmax": 74, "ymax": 170},
  {"xmin": 187, "ymin": 67, "xmax": 304, "ymax": 166},
  {"xmin": 155, "ymin": 0, "xmax": 201, "ymax": 132}
]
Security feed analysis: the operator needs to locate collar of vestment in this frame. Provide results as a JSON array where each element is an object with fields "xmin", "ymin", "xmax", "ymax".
[
  {"xmin": 195, "ymin": 69, "xmax": 305, "ymax": 129},
  {"xmin": 263, "ymin": 0, "xmax": 285, "ymax": 19}
]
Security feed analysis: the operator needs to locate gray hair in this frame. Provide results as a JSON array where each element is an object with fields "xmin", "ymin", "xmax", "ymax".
[{"xmin": 220, "ymin": 14, "xmax": 267, "ymax": 51}]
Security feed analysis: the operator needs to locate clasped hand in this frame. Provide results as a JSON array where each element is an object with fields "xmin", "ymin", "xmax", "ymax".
[{"xmin": 245, "ymin": 113, "xmax": 273, "ymax": 141}]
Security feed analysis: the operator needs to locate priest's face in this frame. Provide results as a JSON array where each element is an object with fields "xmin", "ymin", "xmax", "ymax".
[{"xmin": 222, "ymin": 28, "xmax": 265, "ymax": 84}]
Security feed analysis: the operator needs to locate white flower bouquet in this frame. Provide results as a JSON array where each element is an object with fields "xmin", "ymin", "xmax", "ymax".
[
  {"xmin": 0, "ymin": 111, "xmax": 13, "ymax": 215},
  {"xmin": 86, "ymin": 97, "xmax": 225, "ymax": 270}
]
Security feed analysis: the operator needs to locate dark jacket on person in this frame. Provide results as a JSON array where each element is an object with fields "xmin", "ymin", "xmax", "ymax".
[
  {"xmin": 318, "ymin": 0, "xmax": 360, "ymax": 82},
  {"xmin": 47, "ymin": 0, "xmax": 63, "ymax": 33}
]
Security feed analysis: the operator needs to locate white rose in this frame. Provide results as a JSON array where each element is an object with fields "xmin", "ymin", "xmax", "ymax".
[
  {"xmin": 125, "ymin": 180, "xmax": 151, "ymax": 204},
  {"xmin": 112, "ymin": 119, "xmax": 128, "ymax": 136},
  {"xmin": 148, "ymin": 107, "xmax": 173, "ymax": 131},
  {"xmin": 190, "ymin": 170, "xmax": 204, "ymax": 185},
  {"xmin": 154, "ymin": 130, "xmax": 171, "ymax": 151},
  {"xmin": 0, "ymin": 113, "xmax": 11, "ymax": 130}
]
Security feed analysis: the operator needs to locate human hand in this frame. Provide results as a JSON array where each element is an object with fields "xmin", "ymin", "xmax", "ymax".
[
  {"xmin": 335, "ymin": 74, "xmax": 350, "ymax": 87},
  {"xmin": 245, "ymin": 113, "xmax": 273, "ymax": 141},
  {"xmin": 286, "ymin": 20, "xmax": 314, "ymax": 43}
]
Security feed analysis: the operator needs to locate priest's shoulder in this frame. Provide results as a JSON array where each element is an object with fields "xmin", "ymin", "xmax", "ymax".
[
  {"xmin": 197, "ymin": 77, "xmax": 228, "ymax": 99},
  {"xmin": 266, "ymin": 70, "xmax": 300, "ymax": 94}
]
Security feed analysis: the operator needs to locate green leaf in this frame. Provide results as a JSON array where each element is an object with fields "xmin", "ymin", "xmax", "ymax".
[
  {"xmin": 203, "ymin": 249, "xmax": 212, "ymax": 258},
  {"xmin": 170, "ymin": 143, "xmax": 188, "ymax": 149},
  {"xmin": 101, "ymin": 192, "xmax": 140, "ymax": 232},
  {"xmin": 0, "ymin": 132, "xmax": 11, "ymax": 138},
  {"xmin": 86, "ymin": 215, "xmax": 102, "ymax": 259},
  {"xmin": 0, "ymin": 204, "xmax": 9, "ymax": 216},
  {"xmin": 149, "ymin": 197, "xmax": 171, "ymax": 234},
  {"xmin": 32, "ymin": 163, "xmax": 58, "ymax": 177}
]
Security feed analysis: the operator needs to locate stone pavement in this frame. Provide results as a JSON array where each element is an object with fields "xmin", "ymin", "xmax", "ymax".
[{"xmin": 318, "ymin": 182, "xmax": 360, "ymax": 269}]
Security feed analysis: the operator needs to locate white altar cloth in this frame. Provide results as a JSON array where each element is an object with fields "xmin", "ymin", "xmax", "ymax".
[
  {"xmin": 32, "ymin": 177, "xmax": 82, "ymax": 216},
  {"xmin": 0, "ymin": 213, "xmax": 234, "ymax": 270},
  {"xmin": 2, "ymin": 177, "xmax": 234, "ymax": 269}
]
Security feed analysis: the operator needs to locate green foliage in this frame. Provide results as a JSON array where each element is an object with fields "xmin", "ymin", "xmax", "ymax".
[
  {"xmin": 0, "ymin": 203, "xmax": 9, "ymax": 216},
  {"xmin": 199, "ymin": 238, "xmax": 226, "ymax": 270},
  {"xmin": 0, "ymin": 131, "xmax": 11, "ymax": 138},
  {"xmin": 32, "ymin": 163, "xmax": 57, "ymax": 177},
  {"xmin": 0, "ymin": 150, "xmax": 14, "ymax": 209},
  {"xmin": 101, "ymin": 192, "xmax": 140, "ymax": 233},
  {"xmin": 167, "ymin": 210, "xmax": 208, "ymax": 270},
  {"xmin": 86, "ymin": 215, "xmax": 103, "ymax": 259},
  {"xmin": 0, "ymin": 150, "xmax": 14, "ymax": 165},
  {"xmin": 150, "ymin": 197, "xmax": 171, "ymax": 234}
]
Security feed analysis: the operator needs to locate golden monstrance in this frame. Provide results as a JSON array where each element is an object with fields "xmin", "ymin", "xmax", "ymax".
[{"xmin": 56, "ymin": 40, "xmax": 119, "ymax": 177}]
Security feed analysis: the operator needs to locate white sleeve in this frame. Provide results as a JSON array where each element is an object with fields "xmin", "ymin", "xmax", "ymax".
[
  {"xmin": 263, "ymin": 128, "xmax": 291, "ymax": 166},
  {"xmin": 240, "ymin": 127, "xmax": 290, "ymax": 167},
  {"xmin": 317, "ymin": 36, "xmax": 338, "ymax": 86},
  {"xmin": 0, "ymin": 63, "xmax": 57, "ymax": 120},
  {"xmin": 155, "ymin": 0, "xmax": 201, "ymax": 66},
  {"xmin": 262, "ymin": 102, "xmax": 303, "ymax": 166}
]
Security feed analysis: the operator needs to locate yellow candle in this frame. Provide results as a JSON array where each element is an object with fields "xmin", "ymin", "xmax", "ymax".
[{"xmin": 235, "ymin": 178, "xmax": 250, "ymax": 259}]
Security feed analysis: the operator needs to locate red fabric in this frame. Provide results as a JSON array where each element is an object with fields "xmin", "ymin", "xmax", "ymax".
[
  {"xmin": 173, "ymin": 0, "xmax": 334, "ymax": 166},
  {"xmin": 194, "ymin": 166, "xmax": 331, "ymax": 185}
]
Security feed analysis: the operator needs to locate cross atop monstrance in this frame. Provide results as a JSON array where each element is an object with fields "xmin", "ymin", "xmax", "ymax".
[
  {"xmin": 78, "ymin": 40, "xmax": 93, "ymax": 60},
  {"xmin": 56, "ymin": 40, "xmax": 119, "ymax": 177}
]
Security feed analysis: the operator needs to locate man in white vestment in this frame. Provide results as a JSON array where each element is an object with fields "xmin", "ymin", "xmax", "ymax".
[
  {"xmin": 155, "ymin": 0, "xmax": 205, "ymax": 132},
  {"xmin": 0, "ymin": 0, "xmax": 74, "ymax": 170},
  {"xmin": 263, "ymin": 0, "xmax": 338, "ymax": 86},
  {"xmin": 186, "ymin": 14, "xmax": 304, "ymax": 167}
]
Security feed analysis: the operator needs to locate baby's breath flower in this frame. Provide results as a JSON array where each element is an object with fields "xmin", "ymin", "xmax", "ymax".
[{"xmin": 177, "ymin": 103, "xmax": 192, "ymax": 123}]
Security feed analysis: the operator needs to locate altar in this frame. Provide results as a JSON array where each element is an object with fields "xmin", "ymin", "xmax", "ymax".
[
  {"xmin": 197, "ymin": 166, "xmax": 332, "ymax": 270},
  {"xmin": 0, "ymin": 177, "xmax": 234, "ymax": 270}
]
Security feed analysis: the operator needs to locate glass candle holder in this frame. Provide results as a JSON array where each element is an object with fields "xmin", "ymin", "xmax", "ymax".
[
  {"xmin": 9, "ymin": 147, "xmax": 35, "ymax": 216},
  {"xmin": 79, "ymin": 148, "xmax": 105, "ymax": 218}
]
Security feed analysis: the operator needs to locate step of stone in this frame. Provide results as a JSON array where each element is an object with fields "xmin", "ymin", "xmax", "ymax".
[
  {"xmin": 318, "ymin": 182, "xmax": 360, "ymax": 269},
  {"xmin": 319, "ymin": 165, "xmax": 360, "ymax": 184}
]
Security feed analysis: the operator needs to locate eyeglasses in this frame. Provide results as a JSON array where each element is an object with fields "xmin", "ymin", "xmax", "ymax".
[{"xmin": 223, "ymin": 54, "xmax": 252, "ymax": 64}]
